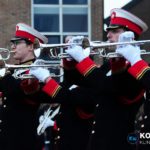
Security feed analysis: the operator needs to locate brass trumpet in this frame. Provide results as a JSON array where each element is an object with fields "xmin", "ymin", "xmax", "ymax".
[
  {"xmin": 38, "ymin": 39, "xmax": 150, "ymax": 49},
  {"xmin": 42, "ymin": 48, "xmax": 150, "ymax": 59},
  {"xmin": 0, "ymin": 48, "xmax": 15, "ymax": 60},
  {"xmin": 34, "ymin": 38, "xmax": 150, "ymax": 59},
  {"xmin": 0, "ymin": 60, "xmax": 63, "ymax": 79}
]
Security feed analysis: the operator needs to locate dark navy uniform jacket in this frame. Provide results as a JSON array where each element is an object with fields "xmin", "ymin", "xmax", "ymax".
[
  {"xmin": 0, "ymin": 60, "xmax": 40, "ymax": 150},
  {"xmin": 41, "ymin": 58, "xmax": 145, "ymax": 150}
]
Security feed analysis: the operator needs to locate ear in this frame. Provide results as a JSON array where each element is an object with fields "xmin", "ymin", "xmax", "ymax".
[{"xmin": 28, "ymin": 44, "xmax": 34, "ymax": 52}]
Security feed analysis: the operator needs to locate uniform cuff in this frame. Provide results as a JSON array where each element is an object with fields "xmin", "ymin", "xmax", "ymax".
[
  {"xmin": 128, "ymin": 60, "xmax": 149, "ymax": 79},
  {"xmin": 42, "ymin": 79, "xmax": 61, "ymax": 98},
  {"xmin": 76, "ymin": 57, "xmax": 96, "ymax": 77}
]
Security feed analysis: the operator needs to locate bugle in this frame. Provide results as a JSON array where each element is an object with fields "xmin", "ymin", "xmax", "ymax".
[
  {"xmin": 47, "ymin": 48, "xmax": 150, "ymax": 59},
  {"xmin": 34, "ymin": 38, "xmax": 150, "ymax": 59},
  {"xmin": 36, "ymin": 39, "xmax": 150, "ymax": 49},
  {"xmin": 90, "ymin": 39, "xmax": 150, "ymax": 49},
  {"xmin": 0, "ymin": 48, "xmax": 15, "ymax": 60},
  {"xmin": 0, "ymin": 59, "xmax": 63, "ymax": 79}
]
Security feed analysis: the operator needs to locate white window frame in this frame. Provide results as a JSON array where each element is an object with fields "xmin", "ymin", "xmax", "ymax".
[
  {"xmin": 31, "ymin": 0, "xmax": 91, "ymax": 82},
  {"xmin": 31, "ymin": 0, "xmax": 91, "ymax": 43}
]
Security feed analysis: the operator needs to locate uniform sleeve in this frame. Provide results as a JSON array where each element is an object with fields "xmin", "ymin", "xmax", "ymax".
[
  {"xmin": 128, "ymin": 60, "xmax": 150, "ymax": 89},
  {"xmin": 76, "ymin": 57, "xmax": 145, "ymax": 105},
  {"xmin": 75, "ymin": 57, "xmax": 120, "ymax": 95},
  {"xmin": 42, "ymin": 78, "xmax": 97, "ymax": 105}
]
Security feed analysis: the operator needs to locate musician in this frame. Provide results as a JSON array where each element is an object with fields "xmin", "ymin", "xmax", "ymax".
[
  {"xmin": 0, "ymin": 23, "xmax": 48, "ymax": 150},
  {"xmin": 35, "ymin": 35, "xmax": 95, "ymax": 150},
  {"xmin": 29, "ymin": 8, "xmax": 148, "ymax": 150},
  {"xmin": 115, "ymin": 34, "xmax": 150, "ymax": 149}
]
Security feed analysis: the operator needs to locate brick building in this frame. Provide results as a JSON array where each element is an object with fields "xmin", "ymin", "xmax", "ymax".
[
  {"xmin": 0, "ymin": 0, "xmax": 150, "ymax": 63},
  {"xmin": 0, "ymin": 0, "xmax": 103, "ymax": 48}
]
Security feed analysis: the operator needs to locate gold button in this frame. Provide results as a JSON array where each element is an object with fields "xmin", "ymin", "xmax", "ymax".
[
  {"xmin": 91, "ymin": 130, "xmax": 95, "ymax": 134},
  {"xmin": 93, "ymin": 121, "xmax": 96, "ymax": 124},
  {"xmin": 96, "ymin": 104, "xmax": 99, "ymax": 107}
]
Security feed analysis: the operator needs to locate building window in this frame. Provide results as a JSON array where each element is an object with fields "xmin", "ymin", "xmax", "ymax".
[
  {"xmin": 34, "ymin": 0, "xmax": 59, "ymax": 4},
  {"xmin": 63, "ymin": 7, "xmax": 88, "ymax": 32},
  {"xmin": 63, "ymin": 0, "xmax": 87, "ymax": 4},
  {"xmin": 32, "ymin": 0, "xmax": 90, "ymax": 81},
  {"xmin": 34, "ymin": 7, "xmax": 59, "ymax": 32},
  {"xmin": 32, "ymin": 0, "xmax": 90, "ymax": 43}
]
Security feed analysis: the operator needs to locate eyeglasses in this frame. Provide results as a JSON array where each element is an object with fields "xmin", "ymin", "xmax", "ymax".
[{"xmin": 10, "ymin": 40, "xmax": 26, "ymax": 47}]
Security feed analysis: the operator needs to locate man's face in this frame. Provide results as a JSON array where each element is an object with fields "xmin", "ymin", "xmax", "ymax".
[
  {"xmin": 11, "ymin": 40, "xmax": 33, "ymax": 63},
  {"xmin": 107, "ymin": 28, "xmax": 125, "ymax": 43}
]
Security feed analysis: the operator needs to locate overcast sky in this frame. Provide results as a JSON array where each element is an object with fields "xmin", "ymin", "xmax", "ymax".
[{"xmin": 104, "ymin": 0, "xmax": 132, "ymax": 18}]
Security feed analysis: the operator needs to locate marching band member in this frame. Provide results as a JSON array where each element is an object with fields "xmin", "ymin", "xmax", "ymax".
[
  {"xmin": 35, "ymin": 35, "xmax": 95, "ymax": 150},
  {"xmin": 0, "ymin": 23, "xmax": 48, "ymax": 150},
  {"xmin": 29, "ymin": 8, "xmax": 148, "ymax": 150},
  {"xmin": 65, "ymin": 8, "xmax": 148, "ymax": 150},
  {"xmin": 52, "ymin": 36, "xmax": 95, "ymax": 150},
  {"xmin": 116, "ymin": 32, "xmax": 150, "ymax": 150}
]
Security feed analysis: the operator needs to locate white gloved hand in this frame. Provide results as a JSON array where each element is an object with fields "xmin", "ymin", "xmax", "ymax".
[
  {"xmin": 116, "ymin": 31, "xmax": 141, "ymax": 65},
  {"xmin": 39, "ymin": 115, "xmax": 54, "ymax": 131},
  {"xmin": 68, "ymin": 36, "xmax": 84, "ymax": 44},
  {"xmin": 65, "ymin": 36, "xmax": 82, "ymax": 61},
  {"xmin": 65, "ymin": 45, "xmax": 88, "ymax": 62},
  {"xmin": 116, "ymin": 45, "xmax": 141, "ymax": 65},
  {"xmin": 117, "ymin": 31, "xmax": 135, "ymax": 48},
  {"xmin": 29, "ymin": 59, "xmax": 50, "ymax": 82}
]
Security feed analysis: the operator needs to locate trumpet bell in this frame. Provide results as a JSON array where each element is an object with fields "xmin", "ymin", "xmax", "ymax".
[
  {"xmin": 0, "ymin": 68, "xmax": 6, "ymax": 77},
  {"xmin": 0, "ymin": 48, "xmax": 12, "ymax": 60}
]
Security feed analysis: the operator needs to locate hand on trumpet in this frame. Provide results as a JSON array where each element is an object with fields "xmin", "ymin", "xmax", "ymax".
[
  {"xmin": 117, "ymin": 31, "xmax": 135, "ymax": 47},
  {"xmin": 68, "ymin": 36, "xmax": 84, "ymax": 45},
  {"xmin": 116, "ymin": 31, "xmax": 142, "ymax": 65},
  {"xmin": 64, "ymin": 36, "xmax": 85, "ymax": 61},
  {"xmin": 65, "ymin": 45, "xmax": 90, "ymax": 63},
  {"xmin": 29, "ymin": 59, "xmax": 51, "ymax": 82}
]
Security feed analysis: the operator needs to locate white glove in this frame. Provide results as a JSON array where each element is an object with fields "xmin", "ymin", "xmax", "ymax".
[
  {"xmin": 39, "ymin": 115, "xmax": 54, "ymax": 131},
  {"xmin": 65, "ymin": 36, "xmax": 85, "ymax": 61},
  {"xmin": 65, "ymin": 45, "xmax": 89, "ymax": 62},
  {"xmin": 68, "ymin": 36, "xmax": 84, "ymax": 44},
  {"xmin": 116, "ymin": 45, "xmax": 141, "ymax": 65},
  {"xmin": 116, "ymin": 31, "xmax": 141, "ymax": 65},
  {"xmin": 29, "ymin": 59, "xmax": 50, "ymax": 82},
  {"xmin": 117, "ymin": 31, "xmax": 135, "ymax": 48}
]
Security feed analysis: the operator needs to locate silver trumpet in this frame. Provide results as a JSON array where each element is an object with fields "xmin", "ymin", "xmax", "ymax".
[
  {"xmin": 39, "ymin": 39, "xmax": 150, "ymax": 49},
  {"xmin": 0, "ymin": 59, "xmax": 63, "ymax": 79},
  {"xmin": 0, "ymin": 48, "xmax": 15, "ymax": 60},
  {"xmin": 33, "ymin": 38, "xmax": 150, "ymax": 59},
  {"xmin": 37, "ymin": 106, "xmax": 60, "ymax": 135}
]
